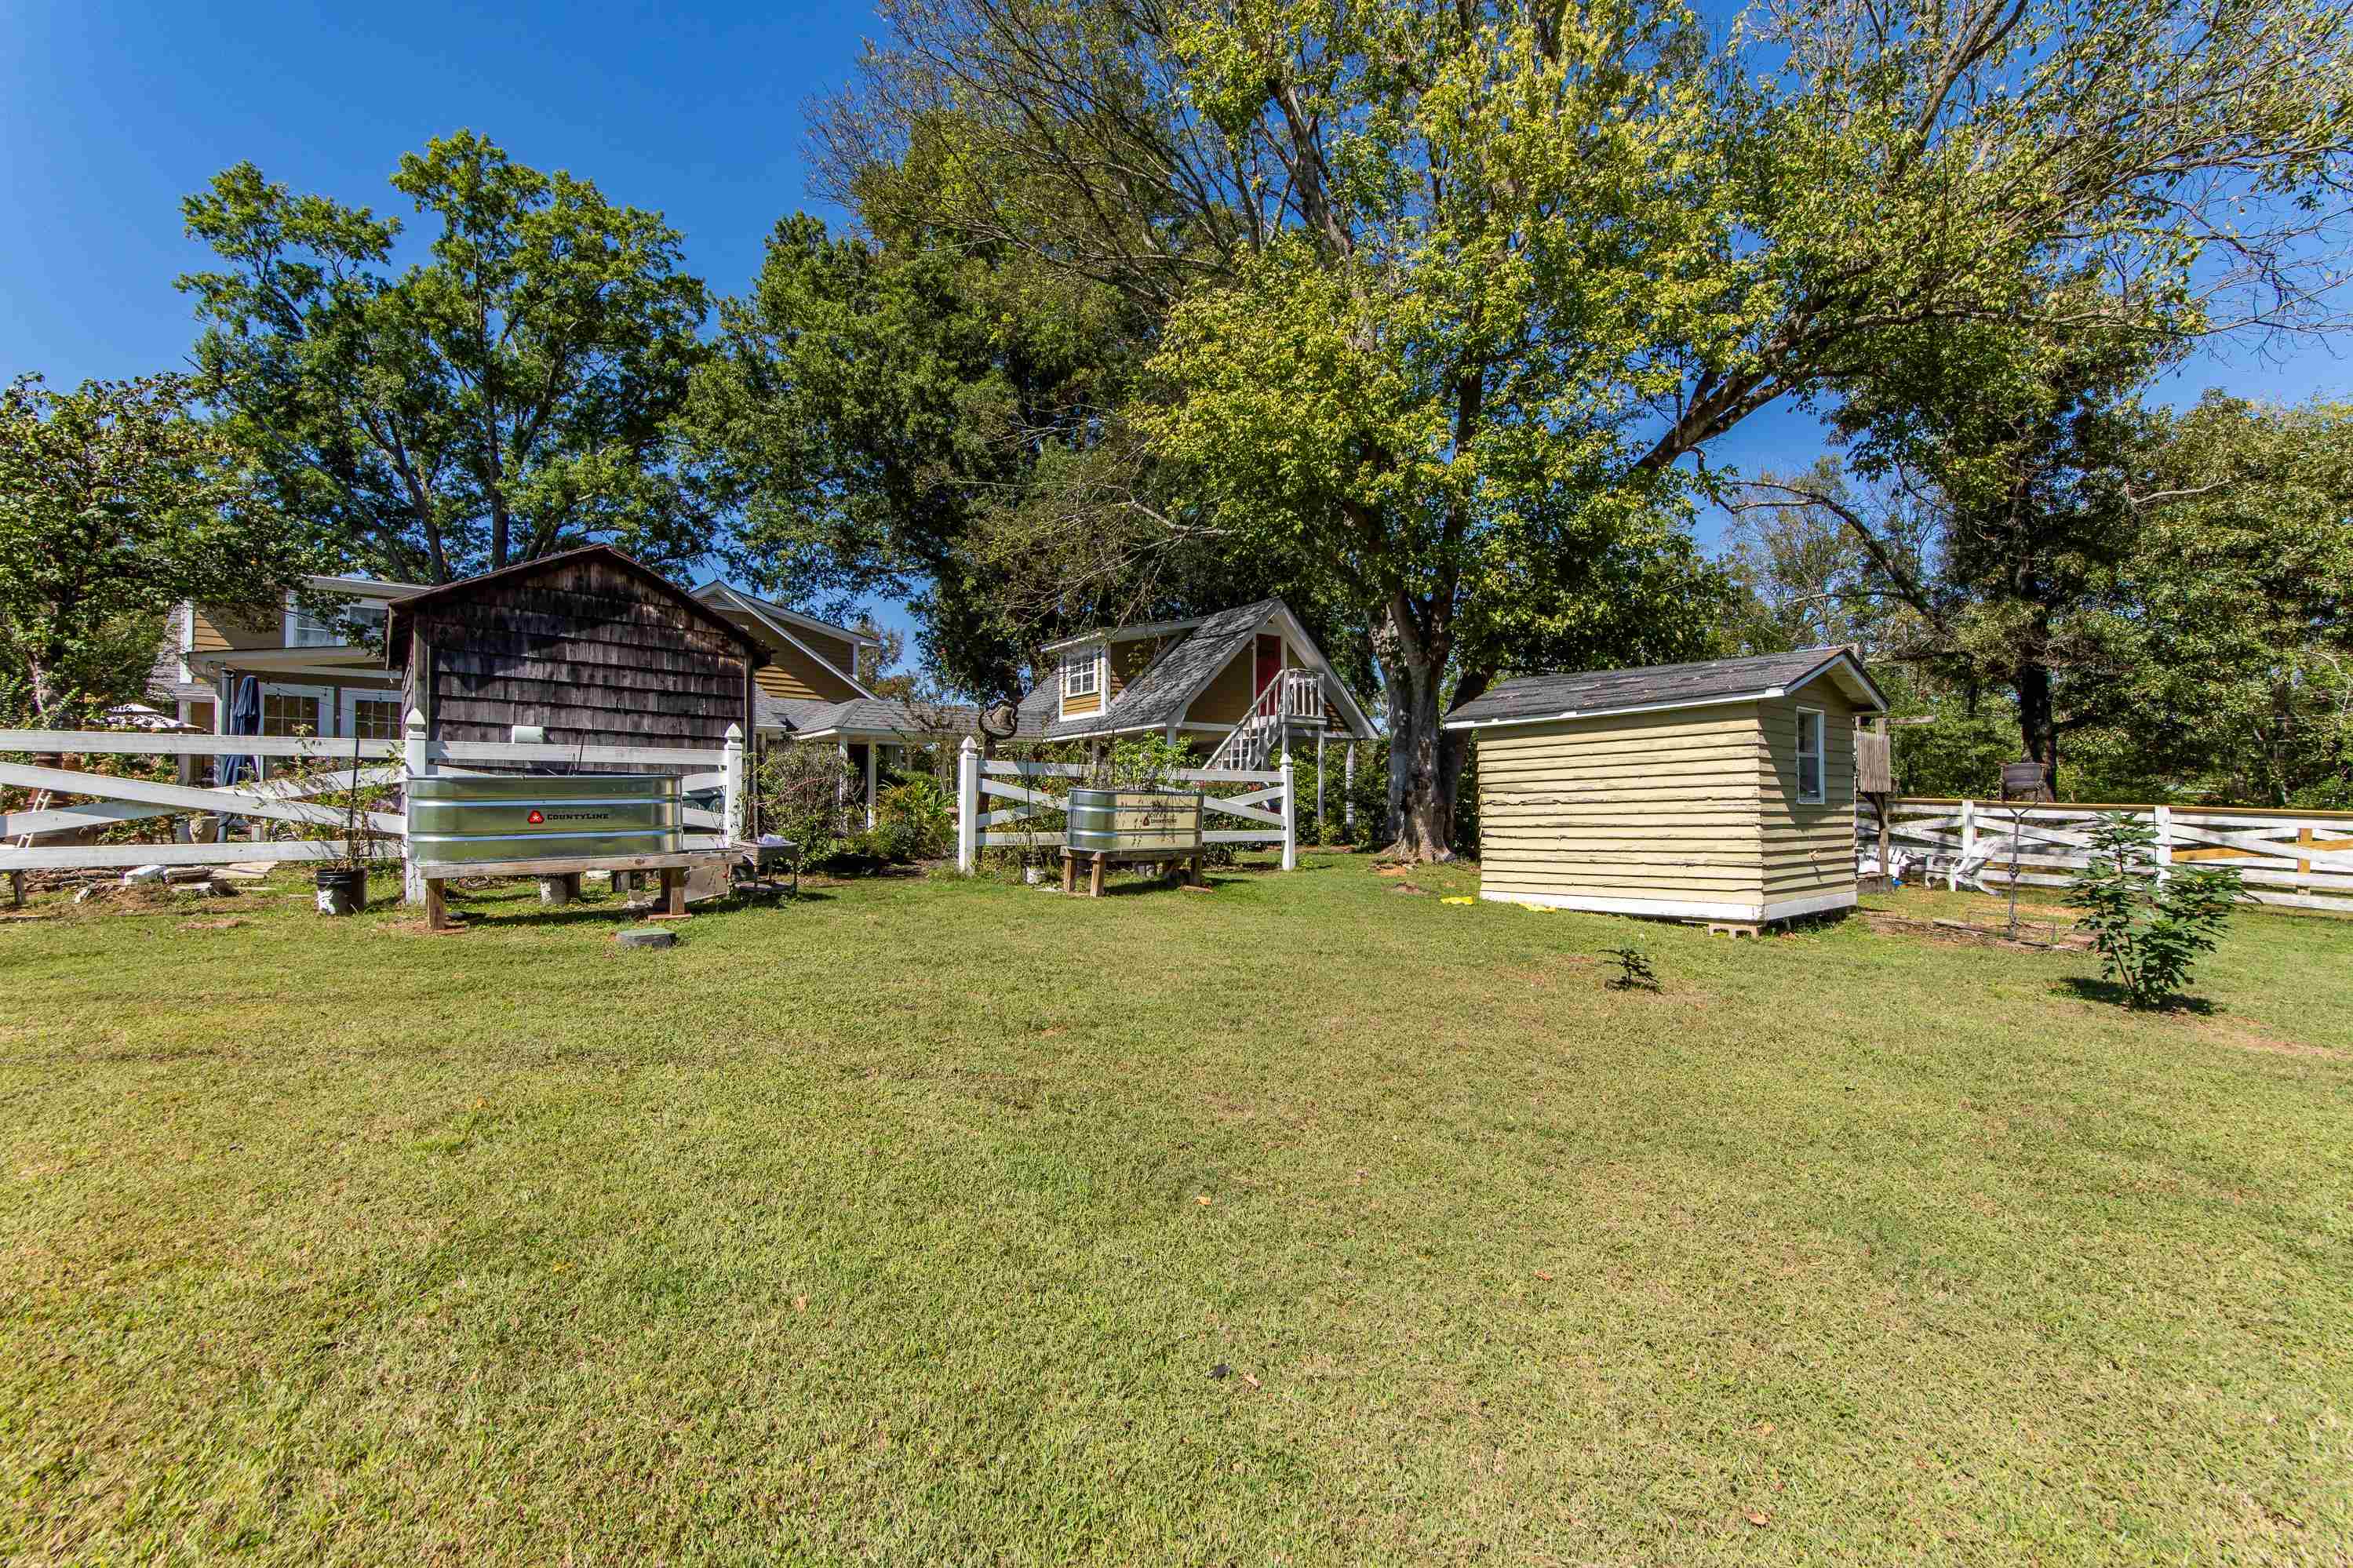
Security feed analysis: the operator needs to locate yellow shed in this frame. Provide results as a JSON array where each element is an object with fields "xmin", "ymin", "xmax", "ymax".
[{"xmin": 1444, "ymin": 648, "xmax": 1888, "ymax": 925}]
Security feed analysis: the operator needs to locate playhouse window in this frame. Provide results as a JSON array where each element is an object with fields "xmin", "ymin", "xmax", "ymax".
[
  {"xmin": 1795, "ymin": 708, "xmax": 1826, "ymax": 804},
  {"xmin": 1062, "ymin": 651, "xmax": 1100, "ymax": 699}
]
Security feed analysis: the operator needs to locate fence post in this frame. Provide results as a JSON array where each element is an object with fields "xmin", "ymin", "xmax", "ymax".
[
  {"xmin": 2153, "ymin": 804, "xmax": 2173, "ymax": 885},
  {"xmin": 1960, "ymin": 798, "xmax": 1977, "ymax": 864},
  {"xmin": 1280, "ymin": 750, "xmax": 1297, "ymax": 871},
  {"xmin": 956, "ymin": 736, "xmax": 980, "ymax": 873},
  {"xmin": 722, "ymin": 723, "xmax": 745, "ymax": 846},
  {"xmin": 401, "ymin": 706, "xmax": 432, "ymax": 905}
]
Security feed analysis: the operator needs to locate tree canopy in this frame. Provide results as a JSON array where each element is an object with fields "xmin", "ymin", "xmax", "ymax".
[
  {"xmin": 180, "ymin": 131, "xmax": 712, "ymax": 584},
  {"xmin": 0, "ymin": 373, "xmax": 313, "ymax": 725},
  {"xmin": 800, "ymin": 0, "xmax": 2353, "ymax": 854}
]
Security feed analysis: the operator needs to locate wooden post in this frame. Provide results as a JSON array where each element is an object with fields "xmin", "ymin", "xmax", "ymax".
[
  {"xmin": 1344, "ymin": 741, "xmax": 1357, "ymax": 833},
  {"xmin": 1062, "ymin": 849, "xmax": 1076, "ymax": 894},
  {"xmin": 1315, "ymin": 730, "xmax": 1325, "ymax": 846},
  {"xmin": 402, "ymin": 706, "xmax": 431, "ymax": 905},
  {"xmin": 1088, "ymin": 851, "xmax": 1107, "ymax": 897},
  {"xmin": 865, "ymin": 740, "xmax": 878, "ymax": 830},
  {"xmin": 722, "ymin": 722, "xmax": 745, "ymax": 848},
  {"xmin": 424, "ymin": 876, "xmax": 453, "ymax": 931},
  {"xmin": 2298, "ymin": 825, "xmax": 2315, "ymax": 892},
  {"xmin": 1279, "ymin": 750, "xmax": 1297, "ymax": 871},
  {"xmin": 1960, "ymin": 798, "xmax": 1977, "ymax": 863},
  {"xmin": 2154, "ymin": 804, "xmax": 2173, "ymax": 885},
  {"xmin": 956, "ymin": 737, "xmax": 980, "ymax": 872}
]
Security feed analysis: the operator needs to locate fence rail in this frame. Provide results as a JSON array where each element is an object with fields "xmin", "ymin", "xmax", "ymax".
[
  {"xmin": 1, "ymin": 719, "xmax": 744, "ymax": 898},
  {"xmin": 952, "ymin": 739, "xmax": 1297, "ymax": 871},
  {"xmin": 1863, "ymin": 798, "xmax": 2353, "ymax": 914}
]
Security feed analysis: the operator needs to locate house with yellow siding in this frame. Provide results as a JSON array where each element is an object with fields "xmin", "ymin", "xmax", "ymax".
[
  {"xmin": 1010, "ymin": 599, "xmax": 1379, "ymax": 776},
  {"xmin": 1444, "ymin": 648, "xmax": 1886, "ymax": 926}
]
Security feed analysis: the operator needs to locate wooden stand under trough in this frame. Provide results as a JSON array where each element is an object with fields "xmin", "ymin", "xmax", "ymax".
[
  {"xmin": 416, "ymin": 851, "xmax": 734, "ymax": 931},
  {"xmin": 1060, "ymin": 846, "xmax": 1204, "ymax": 898}
]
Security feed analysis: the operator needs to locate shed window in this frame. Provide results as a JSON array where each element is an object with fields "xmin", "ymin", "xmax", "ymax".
[
  {"xmin": 1795, "ymin": 708, "xmax": 1826, "ymax": 804},
  {"xmin": 1062, "ymin": 650, "xmax": 1100, "ymax": 700}
]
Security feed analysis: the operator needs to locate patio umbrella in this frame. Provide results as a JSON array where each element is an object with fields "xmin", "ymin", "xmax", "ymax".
[{"xmin": 220, "ymin": 675, "xmax": 261, "ymax": 795}]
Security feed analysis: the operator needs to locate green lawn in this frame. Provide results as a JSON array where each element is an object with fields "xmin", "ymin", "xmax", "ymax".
[{"xmin": 2, "ymin": 857, "xmax": 2348, "ymax": 1564}]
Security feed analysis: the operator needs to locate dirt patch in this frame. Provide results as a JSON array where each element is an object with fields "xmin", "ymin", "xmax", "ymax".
[
  {"xmin": 1386, "ymin": 882, "xmax": 1428, "ymax": 896},
  {"xmin": 1863, "ymin": 911, "xmax": 2091, "ymax": 951},
  {"xmin": 176, "ymin": 918, "xmax": 249, "ymax": 933},
  {"xmin": 2191, "ymin": 1019, "xmax": 2348, "ymax": 1061}
]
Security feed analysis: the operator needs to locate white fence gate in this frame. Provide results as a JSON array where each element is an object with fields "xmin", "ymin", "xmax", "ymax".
[
  {"xmin": 0, "ymin": 715, "xmax": 745, "ymax": 903},
  {"xmin": 1864, "ymin": 798, "xmax": 2353, "ymax": 914},
  {"xmin": 952, "ymin": 737, "xmax": 1296, "ymax": 872}
]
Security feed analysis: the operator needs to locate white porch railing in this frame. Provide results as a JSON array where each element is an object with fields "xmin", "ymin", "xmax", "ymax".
[
  {"xmin": 1206, "ymin": 668, "xmax": 1326, "ymax": 774},
  {"xmin": 1861, "ymin": 798, "xmax": 2353, "ymax": 914},
  {"xmin": 952, "ymin": 738, "xmax": 1296, "ymax": 872}
]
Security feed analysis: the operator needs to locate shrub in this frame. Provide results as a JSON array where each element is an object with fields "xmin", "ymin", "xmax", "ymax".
[
  {"xmin": 2063, "ymin": 813, "xmax": 2245, "ymax": 1008},
  {"xmin": 874, "ymin": 777, "xmax": 953, "ymax": 861}
]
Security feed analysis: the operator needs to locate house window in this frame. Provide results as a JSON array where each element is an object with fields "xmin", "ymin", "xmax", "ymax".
[
  {"xmin": 1062, "ymin": 649, "xmax": 1100, "ymax": 700},
  {"xmin": 286, "ymin": 597, "xmax": 388, "ymax": 648},
  {"xmin": 1795, "ymin": 707, "xmax": 1826, "ymax": 805},
  {"xmin": 342, "ymin": 693, "xmax": 403, "ymax": 740},
  {"xmin": 261, "ymin": 690, "xmax": 324, "ymax": 737}
]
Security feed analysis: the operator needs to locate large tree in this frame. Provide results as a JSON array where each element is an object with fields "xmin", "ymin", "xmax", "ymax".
[
  {"xmin": 2122, "ymin": 395, "xmax": 2353, "ymax": 805},
  {"xmin": 0, "ymin": 373, "xmax": 312, "ymax": 726},
  {"xmin": 180, "ymin": 131, "xmax": 712, "ymax": 584},
  {"xmin": 814, "ymin": 0, "xmax": 2353, "ymax": 858}
]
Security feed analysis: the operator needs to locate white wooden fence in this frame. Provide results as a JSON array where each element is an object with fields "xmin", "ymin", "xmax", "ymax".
[
  {"xmin": 1, "ymin": 715, "xmax": 745, "ymax": 904},
  {"xmin": 952, "ymin": 736, "xmax": 1296, "ymax": 872},
  {"xmin": 1863, "ymin": 798, "xmax": 2353, "ymax": 914}
]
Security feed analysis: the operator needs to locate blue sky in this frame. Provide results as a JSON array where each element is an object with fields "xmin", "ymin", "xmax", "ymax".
[{"xmin": 5, "ymin": 0, "xmax": 2348, "ymax": 671}]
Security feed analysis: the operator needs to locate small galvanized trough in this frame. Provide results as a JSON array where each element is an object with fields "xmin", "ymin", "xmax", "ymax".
[
  {"xmin": 406, "ymin": 773, "xmax": 730, "ymax": 930},
  {"xmin": 1060, "ymin": 788, "xmax": 1205, "ymax": 897}
]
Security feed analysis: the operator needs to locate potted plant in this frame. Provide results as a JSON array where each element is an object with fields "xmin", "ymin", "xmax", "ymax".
[{"xmin": 275, "ymin": 729, "xmax": 399, "ymax": 915}]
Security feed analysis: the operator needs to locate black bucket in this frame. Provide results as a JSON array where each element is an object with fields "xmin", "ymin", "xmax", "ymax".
[{"xmin": 315, "ymin": 868, "xmax": 366, "ymax": 916}]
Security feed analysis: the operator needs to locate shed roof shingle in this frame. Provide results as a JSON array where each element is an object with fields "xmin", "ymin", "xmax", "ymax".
[{"xmin": 1445, "ymin": 648, "xmax": 1881, "ymax": 728}]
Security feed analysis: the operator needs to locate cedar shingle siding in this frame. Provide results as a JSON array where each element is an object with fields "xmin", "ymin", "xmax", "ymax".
[{"xmin": 392, "ymin": 548, "xmax": 758, "ymax": 751}]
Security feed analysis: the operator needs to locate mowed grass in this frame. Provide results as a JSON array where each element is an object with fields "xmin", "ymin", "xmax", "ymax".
[{"xmin": 1, "ymin": 857, "xmax": 2348, "ymax": 1566}]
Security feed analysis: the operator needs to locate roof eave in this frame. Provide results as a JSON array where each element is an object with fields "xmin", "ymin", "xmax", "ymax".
[{"xmin": 1444, "ymin": 688, "xmax": 1779, "ymax": 732}]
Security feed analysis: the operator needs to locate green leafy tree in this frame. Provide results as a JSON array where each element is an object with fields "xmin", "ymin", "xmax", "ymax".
[
  {"xmin": 0, "ymin": 373, "xmax": 312, "ymax": 726},
  {"xmin": 687, "ymin": 213, "xmax": 1274, "ymax": 702},
  {"xmin": 180, "ymin": 131, "xmax": 712, "ymax": 583},
  {"xmin": 815, "ymin": 0, "xmax": 2351, "ymax": 860},
  {"xmin": 2063, "ymin": 813, "xmax": 2244, "ymax": 1007},
  {"xmin": 2119, "ymin": 395, "xmax": 2353, "ymax": 806}
]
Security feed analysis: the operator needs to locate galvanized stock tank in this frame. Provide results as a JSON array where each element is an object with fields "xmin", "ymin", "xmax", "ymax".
[
  {"xmin": 1065, "ymin": 788, "xmax": 1204, "ymax": 855},
  {"xmin": 405, "ymin": 773, "xmax": 683, "ymax": 864}
]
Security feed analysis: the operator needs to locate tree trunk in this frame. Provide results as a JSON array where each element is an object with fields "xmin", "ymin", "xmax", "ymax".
[
  {"xmin": 2015, "ymin": 659, "xmax": 2058, "ymax": 777},
  {"xmin": 1375, "ymin": 602, "xmax": 1455, "ymax": 862}
]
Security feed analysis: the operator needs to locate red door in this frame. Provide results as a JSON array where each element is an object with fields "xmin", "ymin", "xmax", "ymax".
[{"xmin": 1255, "ymin": 635, "xmax": 1283, "ymax": 716}]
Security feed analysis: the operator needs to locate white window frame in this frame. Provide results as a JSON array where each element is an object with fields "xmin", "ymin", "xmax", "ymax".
[
  {"xmin": 258, "ymin": 682, "xmax": 334, "ymax": 738},
  {"xmin": 284, "ymin": 593, "xmax": 388, "ymax": 649},
  {"xmin": 338, "ymin": 689, "xmax": 405, "ymax": 742},
  {"xmin": 1794, "ymin": 706, "xmax": 1827, "ymax": 806},
  {"xmin": 1060, "ymin": 646, "xmax": 1102, "ymax": 715}
]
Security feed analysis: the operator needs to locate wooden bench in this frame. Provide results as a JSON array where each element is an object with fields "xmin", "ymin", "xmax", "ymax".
[
  {"xmin": 414, "ymin": 850, "xmax": 736, "ymax": 931},
  {"xmin": 1059, "ymin": 846, "xmax": 1204, "ymax": 897}
]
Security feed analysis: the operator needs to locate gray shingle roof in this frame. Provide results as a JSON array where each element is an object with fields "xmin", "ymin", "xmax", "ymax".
[
  {"xmin": 755, "ymin": 695, "xmax": 981, "ymax": 737},
  {"xmin": 1445, "ymin": 648, "xmax": 1879, "ymax": 728},
  {"xmin": 1030, "ymin": 598, "xmax": 1282, "ymax": 740}
]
